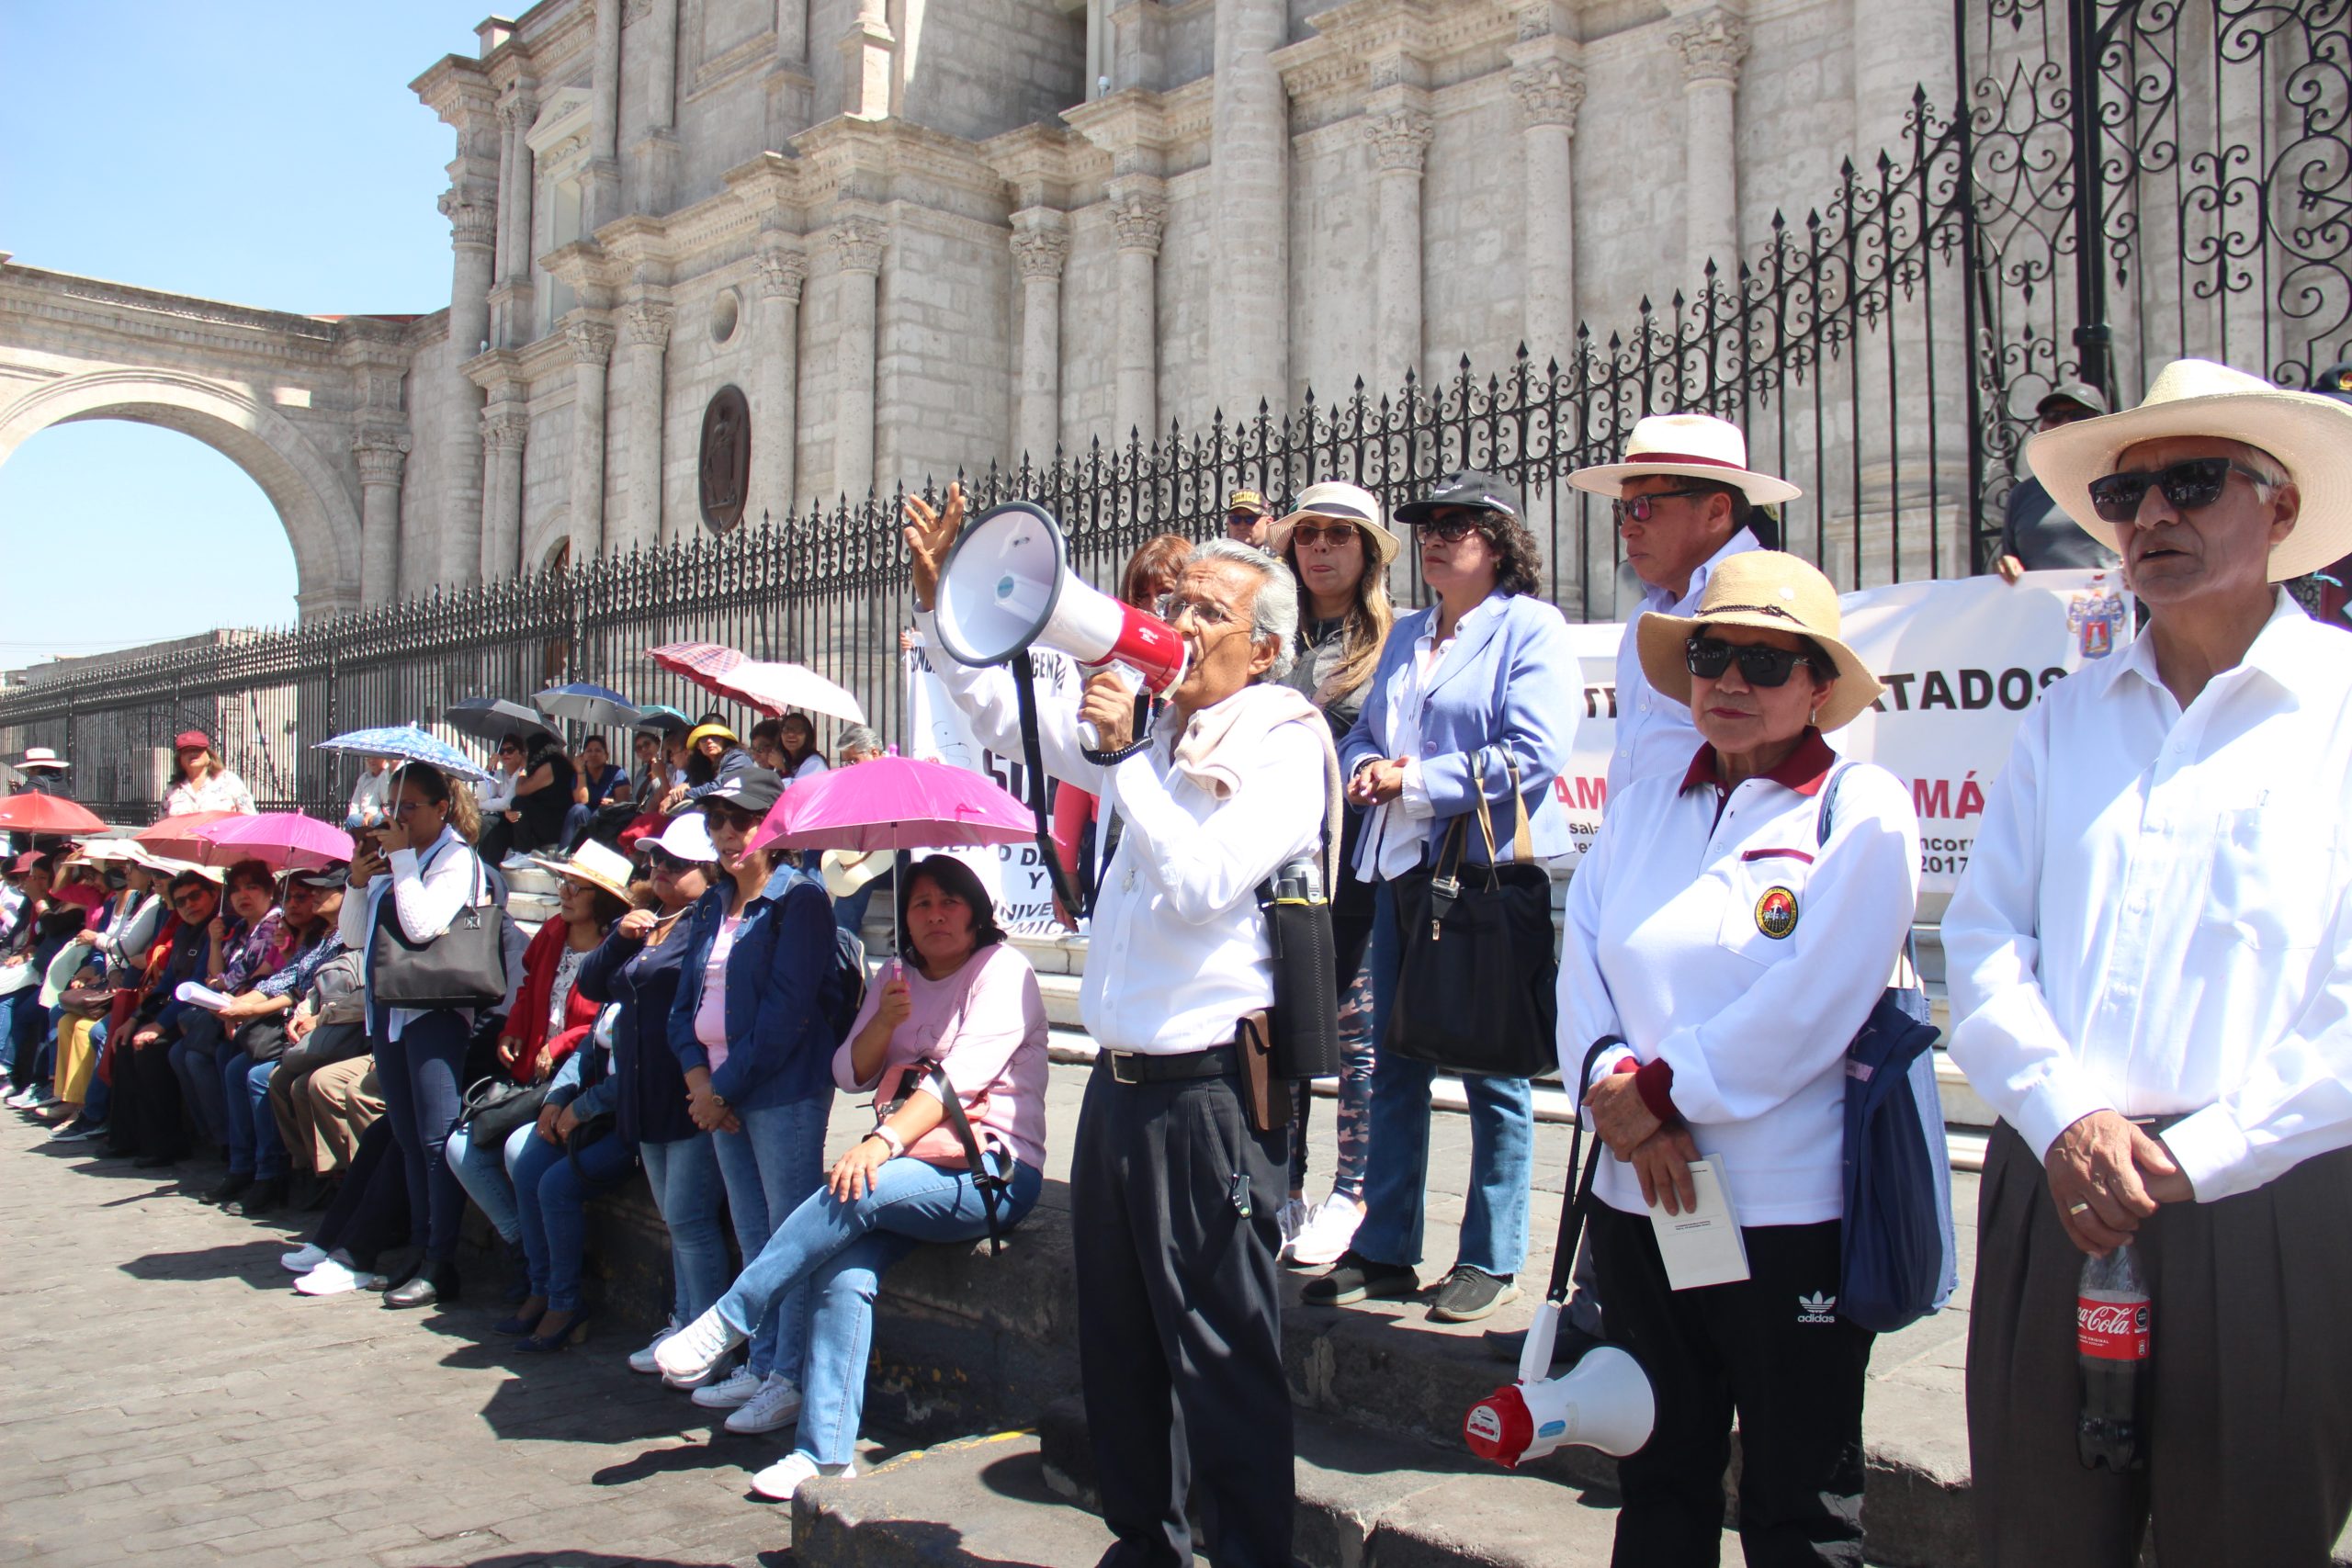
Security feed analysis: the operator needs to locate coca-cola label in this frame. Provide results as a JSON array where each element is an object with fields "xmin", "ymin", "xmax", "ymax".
[{"xmin": 2077, "ymin": 1291, "xmax": 2151, "ymax": 1360}]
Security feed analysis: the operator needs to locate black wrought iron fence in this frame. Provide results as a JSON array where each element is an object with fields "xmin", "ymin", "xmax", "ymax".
[{"xmin": 2, "ymin": 0, "xmax": 2342, "ymax": 823}]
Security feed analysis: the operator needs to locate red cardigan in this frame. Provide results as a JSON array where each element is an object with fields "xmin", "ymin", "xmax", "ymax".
[{"xmin": 501, "ymin": 919, "xmax": 602, "ymax": 1081}]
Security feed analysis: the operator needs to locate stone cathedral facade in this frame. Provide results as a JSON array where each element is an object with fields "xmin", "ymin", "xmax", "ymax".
[{"xmin": 19, "ymin": 0, "xmax": 1961, "ymax": 612}]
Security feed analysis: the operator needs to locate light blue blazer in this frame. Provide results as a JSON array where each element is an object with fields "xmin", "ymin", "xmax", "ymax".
[{"xmin": 1337, "ymin": 591, "xmax": 1579, "ymax": 873}]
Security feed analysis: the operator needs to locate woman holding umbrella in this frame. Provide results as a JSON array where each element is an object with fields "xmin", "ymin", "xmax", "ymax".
[{"xmin": 339, "ymin": 763, "xmax": 492, "ymax": 1310}]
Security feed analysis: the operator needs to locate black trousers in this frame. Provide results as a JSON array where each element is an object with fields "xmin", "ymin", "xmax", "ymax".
[
  {"xmin": 1589, "ymin": 1205, "xmax": 1873, "ymax": 1568},
  {"xmin": 1072, "ymin": 1061, "xmax": 1295, "ymax": 1568},
  {"xmin": 312, "ymin": 1117, "xmax": 410, "ymax": 1270},
  {"xmin": 113, "ymin": 1033, "xmax": 188, "ymax": 1159},
  {"xmin": 1969, "ymin": 1122, "xmax": 2352, "ymax": 1567}
]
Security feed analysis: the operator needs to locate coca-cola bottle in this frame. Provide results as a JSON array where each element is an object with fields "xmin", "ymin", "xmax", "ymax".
[{"xmin": 2076, "ymin": 1239, "xmax": 2151, "ymax": 1472}]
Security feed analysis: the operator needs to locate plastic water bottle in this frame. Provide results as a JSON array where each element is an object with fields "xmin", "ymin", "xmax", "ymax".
[{"xmin": 2076, "ymin": 1239, "xmax": 2151, "ymax": 1472}]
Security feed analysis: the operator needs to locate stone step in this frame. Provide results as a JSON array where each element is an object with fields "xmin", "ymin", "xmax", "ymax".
[
  {"xmin": 502, "ymin": 863, "xmax": 560, "ymax": 897},
  {"xmin": 793, "ymin": 1432, "xmax": 1148, "ymax": 1568}
]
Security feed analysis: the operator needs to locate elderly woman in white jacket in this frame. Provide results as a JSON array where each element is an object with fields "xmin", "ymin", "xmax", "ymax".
[
  {"xmin": 1555, "ymin": 552, "xmax": 1920, "ymax": 1568},
  {"xmin": 339, "ymin": 761, "xmax": 494, "ymax": 1310}
]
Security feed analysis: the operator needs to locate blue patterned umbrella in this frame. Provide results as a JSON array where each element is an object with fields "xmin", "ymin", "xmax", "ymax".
[
  {"xmin": 313, "ymin": 725, "xmax": 493, "ymax": 784},
  {"xmin": 535, "ymin": 682, "xmax": 641, "ymax": 729}
]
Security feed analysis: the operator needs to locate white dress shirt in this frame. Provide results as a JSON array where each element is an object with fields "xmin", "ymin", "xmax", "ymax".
[
  {"xmin": 339, "ymin": 825, "xmax": 487, "ymax": 1042},
  {"xmin": 915, "ymin": 607, "xmax": 1323, "ymax": 1055},
  {"xmin": 1944, "ymin": 590, "xmax": 2352, "ymax": 1202},
  {"xmin": 1608, "ymin": 527, "xmax": 1763, "ymax": 800},
  {"xmin": 164, "ymin": 768, "xmax": 256, "ymax": 818},
  {"xmin": 1560, "ymin": 741, "xmax": 1920, "ymax": 1224},
  {"xmin": 1357, "ymin": 592, "xmax": 1506, "ymax": 881}
]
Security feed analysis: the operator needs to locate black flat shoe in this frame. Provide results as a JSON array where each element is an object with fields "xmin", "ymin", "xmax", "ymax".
[
  {"xmin": 205, "ymin": 1171, "xmax": 254, "ymax": 1205},
  {"xmin": 231, "ymin": 1178, "xmax": 288, "ymax": 1217}
]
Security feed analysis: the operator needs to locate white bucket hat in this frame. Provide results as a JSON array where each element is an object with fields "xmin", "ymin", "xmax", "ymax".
[
  {"xmin": 1568, "ymin": 412, "xmax": 1803, "ymax": 507},
  {"xmin": 2025, "ymin": 357, "xmax": 2352, "ymax": 582},
  {"xmin": 1270, "ymin": 481, "xmax": 1400, "ymax": 564},
  {"xmin": 532, "ymin": 838, "xmax": 636, "ymax": 904}
]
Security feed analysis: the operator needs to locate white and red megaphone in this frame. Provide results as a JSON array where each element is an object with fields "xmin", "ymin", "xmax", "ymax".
[
  {"xmin": 1464, "ymin": 1302, "xmax": 1655, "ymax": 1469},
  {"xmin": 932, "ymin": 501, "xmax": 1188, "ymax": 745}
]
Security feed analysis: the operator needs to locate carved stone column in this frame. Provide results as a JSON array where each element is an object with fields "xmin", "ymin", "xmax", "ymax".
[
  {"xmin": 565, "ymin": 316, "xmax": 616, "ymax": 559},
  {"xmin": 1010, "ymin": 212, "xmax": 1069, "ymax": 465},
  {"xmin": 631, "ymin": 0, "xmax": 682, "ymax": 212},
  {"xmin": 1364, "ymin": 104, "xmax": 1433, "ymax": 387},
  {"xmin": 1209, "ymin": 0, "xmax": 1289, "ymax": 418},
  {"xmin": 353, "ymin": 429, "xmax": 410, "ymax": 606},
  {"xmin": 1669, "ymin": 6, "xmax": 1747, "ymax": 290},
  {"xmin": 441, "ymin": 184, "xmax": 497, "ymax": 586},
  {"xmin": 1109, "ymin": 181, "xmax": 1165, "ymax": 442},
  {"xmin": 842, "ymin": 0, "xmax": 893, "ymax": 118},
  {"xmin": 588, "ymin": 0, "xmax": 623, "ymax": 226},
  {"xmin": 831, "ymin": 216, "xmax": 886, "ymax": 501},
  {"xmin": 478, "ymin": 407, "xmax": 528, "ymax": 581},
  {"xmin": 494, "ymin": 94, "xmax": 538, "ymax": 344},
  {"xmin": 619, "ymin": 300, "xmax": 673, "ymax": 551},
  {"xmin": 751, "ymin": 247, "xmax": 807, "ymax": 532},
  {"xmin": 1510, "ymin": 51, "xmax": 1584, "ymax": 367}
]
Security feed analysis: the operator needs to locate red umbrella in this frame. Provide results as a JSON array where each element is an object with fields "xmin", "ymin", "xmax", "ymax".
[
  {"xmin": 0, "ymin": 794, "xmax": 106, "ymax": 835},
  {"xmin": 135, "ymin": 811, "xmax": 242, "ymax": 863},
  {"xmin": 647, "ymin": 641, "xmax": 867, "ymax": 724},
  {"xmin": 195, "ymin": 812, "xmax": 356, "ymax": 874}
]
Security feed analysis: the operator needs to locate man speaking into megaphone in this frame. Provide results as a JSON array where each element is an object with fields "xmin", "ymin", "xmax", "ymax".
[{"xmin": 905, "ymin": 483, "xmax": 1329, "ymax": 1568}]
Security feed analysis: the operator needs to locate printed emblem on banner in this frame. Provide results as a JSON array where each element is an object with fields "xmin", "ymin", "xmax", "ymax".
[
  {"xmin": 1754, "ymin": 886, "xmax": 1799, "ymax": 939},
  {"xmin": 2068, "ymin": 586, "xmax": 2126, "ymax": 659}
]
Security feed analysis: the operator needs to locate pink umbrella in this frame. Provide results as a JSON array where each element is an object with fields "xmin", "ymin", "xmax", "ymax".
[
  {"xmin": 647, "ymin": 641, "xmax": 867, "ymax": 725},
  {"xmin": 745, "ymin": 754, "xmax": 1034, "ymax": 857},
  {"xmin": 194, "ymin": 812, "xmax": 356, "ymax": 874}
]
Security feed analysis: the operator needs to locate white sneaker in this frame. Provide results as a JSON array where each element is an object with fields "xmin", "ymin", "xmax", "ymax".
[
  {"xmin": 628, "ymin": 1323, "xmax": 679, "ymax": 1375},
  {"xmin": 1275, "ymin": 1197, "xmax": 1309, "ymax": 1261},
  {"xmin": 690, "ymin": 1366, "xmax": 763, "ymax": 1410},
  {"xmin": 749, "ymin": 1450, "xmax": 855, "ymax": 1501},
  {"xmin": 657, "ymin": 1307, "xmax": 748, "ymax": 1387},
  {"xmin": 724, "ymin": 1372, "xmax": 803, "ymax": 1435},
  {"xmin": 294, "ymin": 1258, "xmax": 377, "ymax": 1296},
  {"xmin": 280, "ymin": 1243, "xmax": 332, "ymax": 1274},
  {"xmin": 1285, "ymin": 1192, "xmax": 1366, "ymax": 1269},
  {"xmin": 6, "ymin": 1087, "xmax": 40, "ymax": 1110}
]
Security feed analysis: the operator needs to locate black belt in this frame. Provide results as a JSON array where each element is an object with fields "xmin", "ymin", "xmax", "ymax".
[{"xmin": 1098, "ymin": 1045, "xmax": 1237, "ymax": 1086}]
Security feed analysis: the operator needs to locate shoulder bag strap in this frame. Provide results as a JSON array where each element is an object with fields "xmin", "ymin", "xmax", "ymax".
[
  {"xmin": 1816, "ymin": 762, "xmax": 1922, "ymax": 990},
  {"xmin": 1543, "ymin": 1036, "xmax": 1622, "ymax": 1304},
  {"xmin": 920, "ymin": 1059, "xmax": 1010, "ymax": 1255}
]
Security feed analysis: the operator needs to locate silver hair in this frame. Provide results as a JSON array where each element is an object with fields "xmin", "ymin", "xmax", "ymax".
[
  {"xmin": 836, "ymin": 723, "xmax": 883, "ymax": 756},
  {"xmin": 1187, "ymin": 538, "xmax": 1298, "ymax": 681}
]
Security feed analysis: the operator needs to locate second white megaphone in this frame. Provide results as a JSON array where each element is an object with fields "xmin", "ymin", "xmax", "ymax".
[
  {"xmin": 1464, "ymin": 1301, "xmax": 1655, "ymax": 1469},
  {"xmin": 932, "ymin": 502, "xmax": 1188, "ymax": 737}
]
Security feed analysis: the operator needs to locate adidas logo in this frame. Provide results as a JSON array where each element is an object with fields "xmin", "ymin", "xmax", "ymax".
[{"xmin": 1796, "ymin": 1292, "xmax": 1838, "ymax": 1325}]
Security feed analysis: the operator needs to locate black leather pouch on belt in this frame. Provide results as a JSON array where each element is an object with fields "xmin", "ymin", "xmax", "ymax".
[{"xmin": 1235, "ymin": 1010, "xmax": 1291, "ymax": 1134}]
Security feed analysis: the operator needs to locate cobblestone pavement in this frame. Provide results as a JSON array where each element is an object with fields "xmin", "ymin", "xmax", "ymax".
[{"xmin": 0, "ymin": 1114, "xmax": 832, "ymax": 1568}]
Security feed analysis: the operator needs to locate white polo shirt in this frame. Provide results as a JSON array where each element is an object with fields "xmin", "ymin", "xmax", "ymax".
[
  {"xmin": 1608, "ymin": 527, "xmax": 1763, "ymax": 799},
  {"xmin": 1560, "ymin": 734, "xmax": 1922, "ymax": 1224}
]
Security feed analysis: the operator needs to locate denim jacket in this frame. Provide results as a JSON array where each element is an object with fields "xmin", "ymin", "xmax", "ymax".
[{"xmin": 667, "ymin": 863, "xmax": 839, "ymax": 1112}]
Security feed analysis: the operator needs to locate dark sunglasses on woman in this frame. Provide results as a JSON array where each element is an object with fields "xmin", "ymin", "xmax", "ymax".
[
  {"xmin": 1685, "ymin": 636, "xmax": 1818, "ymax": 687},
  {"xmin": 1415, "ymin": 515, "xmax": 1488, "ymax": 543},
  {"xmin": 2086, "ymin": 456, "xmax": 2278, "ymax": 523}
]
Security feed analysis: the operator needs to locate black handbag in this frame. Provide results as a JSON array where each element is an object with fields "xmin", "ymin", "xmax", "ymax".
[
  {"xmin": 1385, "ymin": 752, "xmax": 1559, "ymax": 1078},
  {"xmin": 369, "ymin": 848, "xmax": 507, "ymax": 1011},
  {"xmin": 457, "ymin": 1074, "xmax": 548, "ymax": 1149}
]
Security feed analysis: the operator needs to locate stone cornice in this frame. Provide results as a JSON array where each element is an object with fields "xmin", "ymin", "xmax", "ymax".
[
  {"xmin": 411, "ymin": 54, "xmax": 500, "ymax": 132},
  {"xmin": 978, "ymin": 122, "xmax": 1089, "ymax": 212},
  {"xmin": 460, "ymin": 344, "xmax": 529, "ymax": 397},
  {"xmin": 1306, "ymin": 0, "xmax": 1517, "ymax": 80},
  {"xmin": 789, "ymin": 115, "xmax": 1012, "ymax": 220},
  {"xmin": 1061, "ymin": 87, "xmax": 1178, "ymax": 179},
  {"xmin": 0, "ymin": 265, "xmax": 368, "ymax": 368},
  {"xmin": 539, "ymin": 240, "xmax": 624, "ymax": 308}
]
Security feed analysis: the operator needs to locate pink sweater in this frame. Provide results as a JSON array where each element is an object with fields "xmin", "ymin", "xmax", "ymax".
[{"xmin": 832, "ymin": 942, "xmax": 1049, "ymax": 1172}]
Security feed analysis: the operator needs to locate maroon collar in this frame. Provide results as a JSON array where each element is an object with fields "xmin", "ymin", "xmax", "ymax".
[{"xmin": 1679, "ymin": 728, "xmax": 1838, "ymax": 798}]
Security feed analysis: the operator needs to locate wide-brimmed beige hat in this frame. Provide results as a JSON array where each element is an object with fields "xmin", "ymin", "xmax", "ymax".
[
  {"xmin": 531, "ymin": 838, "xmax": 635, "ymax": 904},
  {"xmin": 1635, "ymin": 551, "xmax": 1884, "ymax": 732},
  {"xmin": 1270, "ymin": 480, "xmax": 1400, "ymax": 564},
  {"xmin": 1568, "ymin": 412, "xmax": 1803, "ymax": 508},
  {"xmin": 2026, "ymin": 357, "xmax": 2352, "ymax": 581}
]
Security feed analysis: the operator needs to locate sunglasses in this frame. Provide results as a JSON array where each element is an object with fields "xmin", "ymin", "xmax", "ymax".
[
  {"xmin": 1611, "ymin": 488, "xmax": 1711, "ymax": 526},
  {"xmin": 1288, "ymin": 522, "xmax": 1362, "ymax": 549},
  {"xmin": 702, "ymin": 805, "xmax": 762, "ymax": 832},
  {"xmin": 647, "ymin": 847, "xmax": 700, "ymax": 873},
  {"xmin": 1685, "ymin": 636, "xmax": 1819, "ymax": 687},
  {"xmin": 2086, "ymin": 457, "xmax": 2277, "ymax": 523},
  {"xmin": 1415, "ymin": 515, "xmax": 1488, "ymax": 544}
]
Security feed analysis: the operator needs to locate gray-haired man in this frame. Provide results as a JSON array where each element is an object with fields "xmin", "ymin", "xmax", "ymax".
[{"xmin": 905, "ymin": 488, "xmax": 1326, "ymax": 1568}]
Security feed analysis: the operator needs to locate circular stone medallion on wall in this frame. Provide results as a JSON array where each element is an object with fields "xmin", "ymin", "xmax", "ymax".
[{"xmin": 699, "ymin": 385, "xmax": 752, "ymax": 534}]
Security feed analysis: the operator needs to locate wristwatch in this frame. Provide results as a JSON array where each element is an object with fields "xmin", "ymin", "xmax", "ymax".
[{"xmin": 869, "ymin": 1125, "xmax": 907, "ymax": 1159}]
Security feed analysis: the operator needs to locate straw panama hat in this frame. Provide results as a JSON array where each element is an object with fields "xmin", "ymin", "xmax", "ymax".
[
  {"xmin": 1568, "ymin": 412, "xmax": 1803, "ymax": 508},
  {"xmin": 1636, "ymin": 551, "xmax": 1885, "ymax": 733},
  {"xmin": 1271, "ymin": 480, "xmax": 1400, "ymax": 564},
  {"xmin": 2027, "ymin": 357, "xmax": 2352, "ymax": 581},
  {"xmin": 532, "ymin": 838, "xmax": 635, "ymax": 904}
]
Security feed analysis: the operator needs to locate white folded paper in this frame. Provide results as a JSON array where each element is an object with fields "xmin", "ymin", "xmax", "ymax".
[
  {"xmin": 174, "ymin": 980, "xmax": 236, "ymax": 1013},
  {"xmin": 1648, "ymin": 1157, "xmax": 1751, "ymax": 1291}
]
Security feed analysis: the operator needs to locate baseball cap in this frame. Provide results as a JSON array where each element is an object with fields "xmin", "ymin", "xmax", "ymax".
[
  {"xmin": 1394, "ymin": 469, "xmax": 1522, "ymax": 527},
  {"xmin": 2035, "ymin": 381, "xmax": 2109, "ymax": 419},
  {"xmin": 650, "ymin": 812, "xmax": 718, "ymax": 863},
  {"xmin": 698, "ymin": 766, "xmax": 785, "ymax": 818},
  {"xmin": 173, "ymin": 729, "xmax": 213, "ymax": 752},
  {"xmin": 1225, "ymin": 489, "xmax": 1271, "ymax": 517},
  {"xmin": 292, "ymin": 865, "xmax": 350, "ymax": 888}
]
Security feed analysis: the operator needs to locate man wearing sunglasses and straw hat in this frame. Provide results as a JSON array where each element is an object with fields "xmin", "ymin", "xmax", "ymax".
[
  {"xmin": 1569, "ymin": 413, "xmax": 1799, "ymax": 798},
  {"xmin": 1944, "ymin": 358, "xmax": 2352, "ymax": 1565}
]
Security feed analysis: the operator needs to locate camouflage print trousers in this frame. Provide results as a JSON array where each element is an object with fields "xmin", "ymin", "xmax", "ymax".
[{"xmin": 1287, "ymin": 961, "xmax": 1375, "ymax": 1198}]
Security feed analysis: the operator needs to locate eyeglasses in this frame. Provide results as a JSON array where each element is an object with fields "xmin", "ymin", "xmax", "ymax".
[
  {"xmin": 391, "ymin": 798, "xmax": 434, "ymax": 817},
  {"xmin": 1611, "ymin": 488, "xmax": 1712, "ymax": 526},
  {"xmin": 1415, "ymin": 515, "xmax": 1488, "ymax": 544},
  {"xmin": 1288, "ymin": 523, "xmax": 1361, "ymax": 549},
  {"xmin": 1166, "ymin": 595, "xmax": 1237, "ymax": 628},
  {"xmin": 1685, "ymin": 636, "xmax": 1818, "ymax": 687},
  {"xmin": 2086, "ymin": 457, "xmax": 2278, "ymax": 523}
]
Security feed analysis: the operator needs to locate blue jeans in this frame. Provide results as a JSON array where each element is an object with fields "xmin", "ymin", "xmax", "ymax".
[
  {"xmin": 373, "ymin": 1011, "xmax": 471, "ymax": 1262},
  {"xmin": 170, "ymin": 1011, "xmax": 231, "ymax": 1145},
  {"xmin": 222, "ymin": 1051, "xmax": 288, "ymax": 1179},
  {"xmin": 711, "ymin": 1094, "xmax": 831, "ymax": 1384},
  {"xmin": 642, "ymin": 1134, "xmax": 730, "ymax": 1326},
  {"xmin": 512, "ymin": 1129, "xmax": 638, "ymax": 1311},
  {"xmin": 446, "ymin": 1118, "xmax": 537, "ymax": 1246},
  {"xmin": 1352, "ymin": 878, "xmax": 1535, "ymax": 1276},
  {"xmin": 714, "ymin": 1155, "xmax": 1043, "ymax": 1467}
]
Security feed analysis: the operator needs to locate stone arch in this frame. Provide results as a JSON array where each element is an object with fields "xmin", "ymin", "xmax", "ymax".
[{"xmin": 0, "ymin": 367, "xmax": 363, "ymax": 617}]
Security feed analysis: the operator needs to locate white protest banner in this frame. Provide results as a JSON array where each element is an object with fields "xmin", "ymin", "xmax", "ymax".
[
  {"xmin": 903, "ymin": 637, "xmax": 1074, "ymax": 937},
  {"xmin": 1553, "ymin": 569, "xmax": 2132, "ymax": 905}
]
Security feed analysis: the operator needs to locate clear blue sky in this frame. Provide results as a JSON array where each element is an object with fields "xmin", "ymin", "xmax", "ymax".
[{"xmin": 0, "ymin": 1, "xmax": 487, "ymax": 664}]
